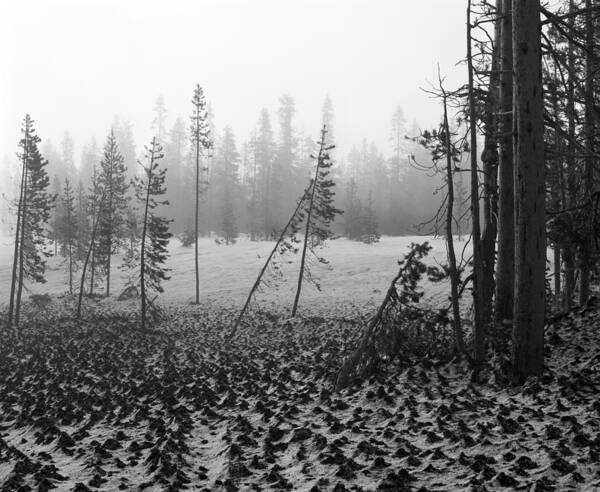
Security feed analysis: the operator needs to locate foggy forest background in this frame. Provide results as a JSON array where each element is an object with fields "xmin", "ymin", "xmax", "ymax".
[{"xmin": 0, "ymin": 97, "xmax": 456, "ymax": 243}]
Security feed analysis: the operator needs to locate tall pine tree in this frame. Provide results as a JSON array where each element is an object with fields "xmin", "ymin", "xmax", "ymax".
[
  {"xmin": 134, "ymin": 138, "xmax": 172, "ymax": 330},
  {"xmin": 8, "ymin": 115, "xmax": 53, "ymax": 326},
  {"xmin": 96, "ymin": 129, "xmax": 129, "ymax": 297}
]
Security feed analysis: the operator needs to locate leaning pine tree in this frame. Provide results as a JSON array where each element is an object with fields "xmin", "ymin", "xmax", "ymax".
[
  {"xmin": 291, "ymin": 125, "xmax": 342, "ymax": 316},
  {"xmin": 132, "ymin": 138, "xmax": 172, "ymax": 331},
  {"xmin": 8, "ymin": 115, "xmax": 53, "ymax": 327}
]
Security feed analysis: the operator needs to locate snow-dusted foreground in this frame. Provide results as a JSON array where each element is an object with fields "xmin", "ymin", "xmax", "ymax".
[
  {"xmin": 0, "ymin": 235, "xmax": 467, "ymax": 314},
  {"xmin": 1, "ymin": 302, "xmax": 600, "ymax": 490}
]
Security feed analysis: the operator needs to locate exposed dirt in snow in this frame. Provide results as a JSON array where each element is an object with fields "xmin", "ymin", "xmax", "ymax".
[{"xmin": 1, "ymin": 299, "xmax": 599, "ymax": 491}]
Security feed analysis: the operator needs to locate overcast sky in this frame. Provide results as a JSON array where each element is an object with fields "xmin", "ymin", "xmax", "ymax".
[{"xmin": 1, "ymin": 0, "xmax": 466, "ymax": 168}]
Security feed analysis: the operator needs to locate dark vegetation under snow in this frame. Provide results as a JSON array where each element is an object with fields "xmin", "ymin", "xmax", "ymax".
[{"xmin": 1, "ymin": 299, "xmax": 599, "ymax": 491}]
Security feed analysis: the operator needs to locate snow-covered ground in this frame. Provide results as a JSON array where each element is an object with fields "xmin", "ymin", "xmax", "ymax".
[{"xmin": 0, "ymin": 235, "xmax": 470, "ymax": 314}]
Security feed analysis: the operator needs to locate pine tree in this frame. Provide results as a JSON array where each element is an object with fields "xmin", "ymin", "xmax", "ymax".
[
  {"xmin": 165, "ymin": 116, "xmax": 187, "ymax": 232},
  {"xmin": 361, "ymin": 191, "xmax": 380, "ymax": 244},
  {"xmin": 134, "ymin": 138, "xmax": 172, "ymax": 330},
  {"xmin": 60, "ymin": 131, "xmax": 77, "ymax": 182},
  {"xmin": 77, "ymin": 167, "xmax": 106, "ymax": 317},
  {"xmin": 213, "ymin": 126, "xmax": 240, "ymax": 245},
  {"xmin": 388, "ymin": 106, "xmax": 406, "ymax": 234},
  {"xmin": 80, "ymin": 137, "xmax": 100, "ymax": 188},
  {"xmin": 292, "ymin": 125, "xmax": 343, "ymax": 316},
  {"xmin": 60, "ymin": 178, "xmax": 78, "ymax": 294},
  {"xmin": 96, "ymin": 129, "xmax": 129, "ymax": 297},
  {"xmin": 343, "ymin": 177, "xmax": 362, "ymax": 240},
  {"xmin": 321, "ymin": 95, "xmax": 335, "ymax": 145},
  {"xmin": 42, "ymin": 139, "xmax": 64, "ymax": 184},
  {"xmin": 189, "ymin": 84, "xmax": 212, "ymax": 304},
  {"xmin": 512, "ymin": 0, "xmax": 545, "ymax": 379},
  {"xmin": 113, "ymin": 117, "xmax": 138, "ymax": 182},
  {"xmin": 87, "ymin": 164, "xmax": 103, "ymax": 295},
  {"xmin": 48, "ymin": 176, "xmax": 63, "ymax": 255},
  {"xmin": 8, "ymin": 115, "xmax": 53, "ymax": 327},
  {"xmin": 274, "ymin": 94, "xmax": 297, "ymax": 234},
  {"xmin": 152, "ymin": 95, "xmax": 168, "ymax": 144},
  {"xmin": 253, "ymin": 109, "xmax": 276, "ymax": 238},
  {"xmin": 75, "ymin": 181, "xmax": 90, "ymax": 261}
]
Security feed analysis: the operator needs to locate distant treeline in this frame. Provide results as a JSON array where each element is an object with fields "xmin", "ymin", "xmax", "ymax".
[{"xmin": 6, "ymin": 97, "xmax": 461, "ymax": 244}]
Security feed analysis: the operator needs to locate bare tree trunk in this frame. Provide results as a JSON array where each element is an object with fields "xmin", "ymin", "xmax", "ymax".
[
  {"xmin": 78, "ymin": 193, "xmax": 105, "ymax": 318},
  {"xmin": 140, "ymin": 153, "xmax": 154, "ymax": 332},
  {"xmin": 580, "ymin": 0, "xmax": 595, "ymax": 305},
  {"xmin": 194, "ymin": 133, "xmax": 200, "ymax": 304},
  {"xmin": 106, "ymin": 228, "xmax": 111, "ymax": 297},
  {"xmin": 8, "ymin": 133, "xmax": 28, "ymax": 327},
  {"xmin": 78, "ymin": 240, "xmax": 94, "ymax": 318},
  {"xmin": 495, "ymin": 0, "xmax": 515, "ymax": 324},
  {"xmin": 551, "ymin": 72, "xmax": 562, "ymax": 309},
  {"xmin": 67, "ymin": 200, "xmax": 73, "ymax": 294},
  {"xmin": 563, "ymin": 0, "xmax": 577, "ymax": 310},
  {"xmin": 105, "ymin": 179, "xmax": 113, "ymax": 299},
  {"xmin": 441, "ymin": 85, "xmax": 465, "ymax": 352},
  {"xmin": 512, "ymin": 0, "xmax": 545, "ymax": 379},
  {"xmin": 467, "ymin": 0, "xmax": 486, "ymax": 363},
  {"xmin": 554, "ymin": 246, "xmax": 561, "ymax": 308},
  {"xmin": 292, "ymin": 126, "xmax": 328, "ymax": 317},
  {"xmin": 15, "ymin": 142, "xmax": 30, "ymax": 326},
  {"xmin": 90, "ymin": 245, "xmax": 96, "ymax": 295},
  {"xmin": 481, "ymin": 0, "xmax": 502, "ymax": 323}
]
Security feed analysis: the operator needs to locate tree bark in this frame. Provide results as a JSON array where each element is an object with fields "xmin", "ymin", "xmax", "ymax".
[
  {"xmin": 563, "ymin": 0, "xmax": 577, "ymax": 310},
  {"xmin": 442, "ymin": 89, "xmax": 465, "ymax": 353},
  {"xmin": 512, "ymin": 0, "xmax": 545, "ymax": 379},
  {"xmin": 495, "ymin": 0, "xmax": 515, "ymax": 324},
  {"xmin": 78, "ymin": 191, "xmax": 105, "ymax": 318},
  {"xmin": 467, "ymin": 0, "xmax": 486, "ymax": 363},
  {"xmin": 15, "ymin": 135, "xmax": 30, "ymax": 326},
  {"xmin": 580, "ymin": 0, "xmax": 595, "ymax": 305},
  {"xmin": 480, "ymin": 0, "xmax": 502, "ymax": 323},
  {"xmin": 140, "ymin": 148, "xmax": 154, "ymax": 331},
  {"xmin": 8, "ymin": 128, "xmax": 28, "ymax": 327},
  {"xmin": 194, "ymin": 125, "xmax": 200, "ymax": 304}
]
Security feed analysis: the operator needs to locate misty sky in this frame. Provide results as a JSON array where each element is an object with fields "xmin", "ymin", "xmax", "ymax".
[{"xmin": 1, "ymin": 0, "xmax": 465, "ymax": 167}]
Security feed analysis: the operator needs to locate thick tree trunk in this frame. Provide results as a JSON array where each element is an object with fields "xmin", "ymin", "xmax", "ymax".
[
  {"xmin": 512, "ymin": 0, "xmax": 545, "ymax": 379},
  {"xmin": 495, "ymin": 0, "xmax": 515, "ymax": 324},
  {"xmin": 467, "ymin": 0, "xmax": 486, "ymax": 363}
]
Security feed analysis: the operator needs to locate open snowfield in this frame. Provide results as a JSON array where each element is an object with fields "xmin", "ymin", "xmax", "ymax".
[{"xmin": 0, "ymin": 235, "xmax": 469, "ymax": 315}]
